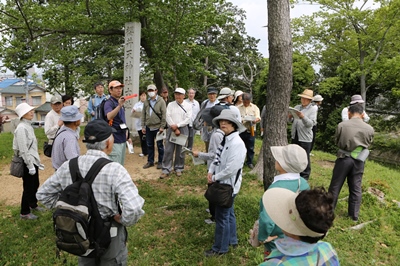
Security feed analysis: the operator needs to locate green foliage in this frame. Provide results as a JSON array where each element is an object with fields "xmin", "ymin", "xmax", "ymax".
[{"xmin": 0, "ymin": 0, "xmax": 264, "ymax": 96}]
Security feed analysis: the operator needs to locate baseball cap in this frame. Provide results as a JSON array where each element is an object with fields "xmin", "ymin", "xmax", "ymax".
[
  {"xmin": 147, "ymin": 84, "xmax": 157, "ymax": 91},
  {"xmin": 174, "ymin": 88, "xmax": 185, "ymax": 94},
  {"xmin": 108, "ymin": 80, "xmax": 124, "ymax": 89},
  {"xmin": 83, "ymin": 120, "xmax": 116, "ymax": 144},
  {"xmin": 207, "ymin": 87, "xmax": 218, "ymax": 94},
  {"xmin": 51, "ymin": 95, "xmax": 62, "ymax": 104}
]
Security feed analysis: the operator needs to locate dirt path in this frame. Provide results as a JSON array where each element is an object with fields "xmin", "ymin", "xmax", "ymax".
[{"xmin": 0, "ymin": 140, "xmax": 162, "ymax": 206}]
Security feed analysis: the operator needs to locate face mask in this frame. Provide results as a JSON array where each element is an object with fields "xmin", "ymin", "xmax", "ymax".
[{"xmin": 148, "ymin": 91, "xmax": 155, "ymax": 98}]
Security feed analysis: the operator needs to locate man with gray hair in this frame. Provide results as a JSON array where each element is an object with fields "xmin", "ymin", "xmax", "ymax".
[
  {"xmin": 238, "ymin": 93, "xmax": 260, "ymax": 169},
  {"xmin": 328, "ymin": 104, "xmax": 374, "ymax": 222},
  {"xmin": 184, "ymin": 88, "xmax": 200, "ymax": 150},
  {"xmin": 37, "ymin": 119, "xmax": 145, "ymax": 265}
]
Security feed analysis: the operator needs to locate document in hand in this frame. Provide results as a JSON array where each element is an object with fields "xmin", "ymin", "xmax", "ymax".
[
  {"xmin": 243, "ymin": 115, "xmax": 256, "ymax": 122},
  {"xmin": 169, "ymin": 132, "xmax": 188, "ymax": 146},
  {"xmin": 156, "ymin": 131, "xmax": 166, "ymax": 141},
  {"xmin": 181, "ymin": 147, "xmax": 206, "ymax": 165},
  {"xmin": 288, "ymin": 107, "xmax": 300, "ymax": 119}
]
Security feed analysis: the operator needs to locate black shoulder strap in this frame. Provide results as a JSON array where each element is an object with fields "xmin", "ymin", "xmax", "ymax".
[
  {"xmin": 85, "ymin": 158, "xmax": 113, "ymax": 185},
  {"xmin": 200, "ymin": 99, "xmax": 209, "ymax": 110},
  {"xmin": 148, "ymin": 99, "xmax": 162, "ymax": 120},
  {"xmin": 53, "ymin": 129, "xmax": 67, "ymax": 142},
  {"xmin": 176, "ymin": 102, "xmax": 187, "ymax": 113},
  {"xmin": 69, "ymin": 157, "xmax": 112, "ymax": 184},
  {"xmin": 69, "ymin": 157, "xmax": 81, "ymax": 183},
  {"xmin": 234, "ymin": 168, "xmax": 242, "ymax": 186}
]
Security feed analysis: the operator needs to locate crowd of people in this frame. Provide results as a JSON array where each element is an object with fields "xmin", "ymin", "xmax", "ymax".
[{"xmin": 11, "ymin": 80, "xmax": 374, "ymax": 264}]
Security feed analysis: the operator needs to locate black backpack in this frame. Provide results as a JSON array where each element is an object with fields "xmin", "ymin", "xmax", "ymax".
[
  {"xmin": 53, "ymin": 157, "xmax": 113, "ymax": 258},
  {"xmin": 94, "ymin": 98, "xmax": 109, "ymax": 121}
]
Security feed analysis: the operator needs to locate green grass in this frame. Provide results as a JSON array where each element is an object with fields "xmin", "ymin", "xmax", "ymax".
[{"xmin": 0, "ymin": 134, "xmax": 400, "ymax": 265}]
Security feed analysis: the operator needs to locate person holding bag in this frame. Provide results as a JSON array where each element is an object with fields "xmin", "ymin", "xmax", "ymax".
[
  {"xmin": 204, "ymin": 109, "xmax": 246, "ymax": 257},
  {"xmin": 13, "ymin": 103, "xmax": 45, "ymax": 220}
]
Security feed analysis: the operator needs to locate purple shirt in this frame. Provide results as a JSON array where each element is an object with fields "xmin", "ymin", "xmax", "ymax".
[{"xmin": 104, "ymin": 96, "xmax": 126, "ymax": 143}]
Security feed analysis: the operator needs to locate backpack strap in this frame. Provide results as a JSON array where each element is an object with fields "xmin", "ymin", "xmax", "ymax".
[
  {"xmin": 85, "ymin": 157, "xmax": 113, "ymax": 185},
  {"xmin": 69, "ymin": 157, "xmax": 112, "ymax": 184},
  {"xmin": 69, "ymin": 157, "xmax": 81, "ymax": 183}
]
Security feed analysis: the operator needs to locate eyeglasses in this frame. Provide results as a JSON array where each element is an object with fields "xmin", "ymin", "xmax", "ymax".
[{"xmin": 110, "ymin": 86, "xmax": 123, "ymax": 90}]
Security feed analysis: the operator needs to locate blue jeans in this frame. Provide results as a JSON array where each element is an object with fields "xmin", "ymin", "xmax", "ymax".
[
  {"xmin": 212, "ymin": 195, "xmax": 237, "ymax": 253},
  {"xmin": 146, "ymin": 127, "xmax": 164, "ymax": 164}
]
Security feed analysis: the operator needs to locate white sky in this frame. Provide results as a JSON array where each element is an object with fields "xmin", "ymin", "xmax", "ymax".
[{"xmin": 229, "ymin": 0, "xmax": 321, "ymax": 57}]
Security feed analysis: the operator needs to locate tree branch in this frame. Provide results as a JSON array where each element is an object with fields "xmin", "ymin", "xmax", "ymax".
[{"xmin": 14, "ymin": 0, "xmax": 33, "ymax": 40}]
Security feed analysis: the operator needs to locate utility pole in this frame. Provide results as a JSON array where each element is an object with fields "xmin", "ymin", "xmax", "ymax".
[{"xmin": 25, "ymin": 71, "xmax": 29, "ymax": 104}]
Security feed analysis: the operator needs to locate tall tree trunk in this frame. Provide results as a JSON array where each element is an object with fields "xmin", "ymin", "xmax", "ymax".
[
  {"xmin": 263, "ymin": 0, "xmax": 293, "ymax": 191},
  {"xmin": 154, "ymin": 68, "xmax": 165, "ymax": 91}
]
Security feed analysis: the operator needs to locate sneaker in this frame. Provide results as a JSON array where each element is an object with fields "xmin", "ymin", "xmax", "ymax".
[
  {"xmin": 143, "ymin": 163, "xmax": 154, "ymax": 169},
  {"xmin": 176, "ymin": 172, "xmax": 182, "ymax": 177},
  {"xmin": 139, "ymin": 153, "xmax": 144, "ymax": 157},
  {"xmin": 310, "ymin": 153, "xmax": 315, "ymax": 157},
  {"xmin": 20, "ymin": 213, "xmax": 38, "ymax": 220},
  {"xmin": 204, "ymin": 249, "xmax": 225, "ymax": 257},
  {"xmin": 248, "ymin": 164, "xmax": 254, "ymax": 169},
  {"xmin": 30, "ymin": 206, "xmax": 46, "ymax": 212},
  {"xmin": 159, "ymin": 173, "xmax": 169, "ymax": 179},
  {"xmin": 205, "ymin": 208, "xmax": 210, "ymax": 213},
  {"xmin": 204, "ymin": 218, "xmax": 215, "ymax": 224},
  {"xmin": 156, "ymin": 164, "xmax": 162, "ymax": 169}
]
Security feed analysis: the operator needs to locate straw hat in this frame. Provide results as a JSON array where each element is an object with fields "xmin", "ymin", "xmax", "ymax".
[
  {"xmin": 263, "ymin": 188, "xmax": 325, "ymax": 237},
  {"xmin": 298, "ymin": 89, "xmax": 314, "ymax": 100}
]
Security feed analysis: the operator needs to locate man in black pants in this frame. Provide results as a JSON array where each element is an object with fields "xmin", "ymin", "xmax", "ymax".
[{"xmin": 328, "ymin": 104, "xmax": 374, "ymax": 222}]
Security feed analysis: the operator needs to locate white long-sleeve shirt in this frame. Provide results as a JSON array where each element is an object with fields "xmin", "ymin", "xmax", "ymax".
[
  {"xmin": 208, "ymin": 131, "xmax": 246, "ymax": 195},
  {"xmin": 341, "ymin": 107, "xmax": 370, "ymax": 123},
  {"xmin": 166, "ymin": 100, "xmax": 192, "ymax": 128},
  {"xmin": 44, "ymin": 109, "xmax": 61, "ymax": 140},
  {"xmin": 13, "ymin": 119, "xmax": 41, "ymax": 169}
]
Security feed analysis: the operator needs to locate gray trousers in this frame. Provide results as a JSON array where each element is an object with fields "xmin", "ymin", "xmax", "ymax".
[
  {"xmin": 108, "ymin": 143, "xmax": 126, "ymax": 166},
  {"xmin": 328, "ymin": 156, "xmax": 364, "ymax": 219},
  {"xmin": 78, "ymin": 222, "xmax": 128, "ymax": 266},
  {"xmin": 162, "ymin": 126, "xmax": 188, "ymax": 174}
]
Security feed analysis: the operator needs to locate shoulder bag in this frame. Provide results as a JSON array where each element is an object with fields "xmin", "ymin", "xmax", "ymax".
[
  {"xmin": 43, "ymin": 129, "xmax": 66, "ymax": 157},
  {"xmin": 204, "ymin": 168, "xmax": 241, "ymax": 208},
  {"xmin": 10, "ymin": 142, "xmax": 33, "ymax": 178}
]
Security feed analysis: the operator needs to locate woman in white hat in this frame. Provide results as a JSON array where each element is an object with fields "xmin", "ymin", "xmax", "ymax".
[
  {"xmin": 13, "ymin": 103, "xmax": 44, "ymax": 220},
  {"xmin": 260, "ymin": 187, "xmax": 339, "ymax": 265},
  {"xmin": 204, "ymin": 109, "xmax": 246, "ymax": 257},
  {"xmin": 233, "ymin": 90, "xmax": 244, "ymax": 107}
]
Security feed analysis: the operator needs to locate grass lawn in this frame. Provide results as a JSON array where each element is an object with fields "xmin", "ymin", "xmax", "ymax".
[{"xmin": 0, "ymin": 131, "xmax": 399, "ymax": 265}]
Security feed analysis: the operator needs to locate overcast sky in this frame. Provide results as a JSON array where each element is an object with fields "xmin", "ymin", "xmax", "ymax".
[{"xmin": 229, "ymin": 0, "xmax": 321, "ymax": 57}]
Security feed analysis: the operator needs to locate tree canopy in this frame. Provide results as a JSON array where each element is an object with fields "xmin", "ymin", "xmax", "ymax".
[{"xmin": 0, "ymin": 0, "xmax": 264, "ymax": 97}]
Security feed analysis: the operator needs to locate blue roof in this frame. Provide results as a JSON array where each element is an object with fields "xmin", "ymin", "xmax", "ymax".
[{"xmin": 0, "ymin": 78, "xmax": 22, "ymax": 89}]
